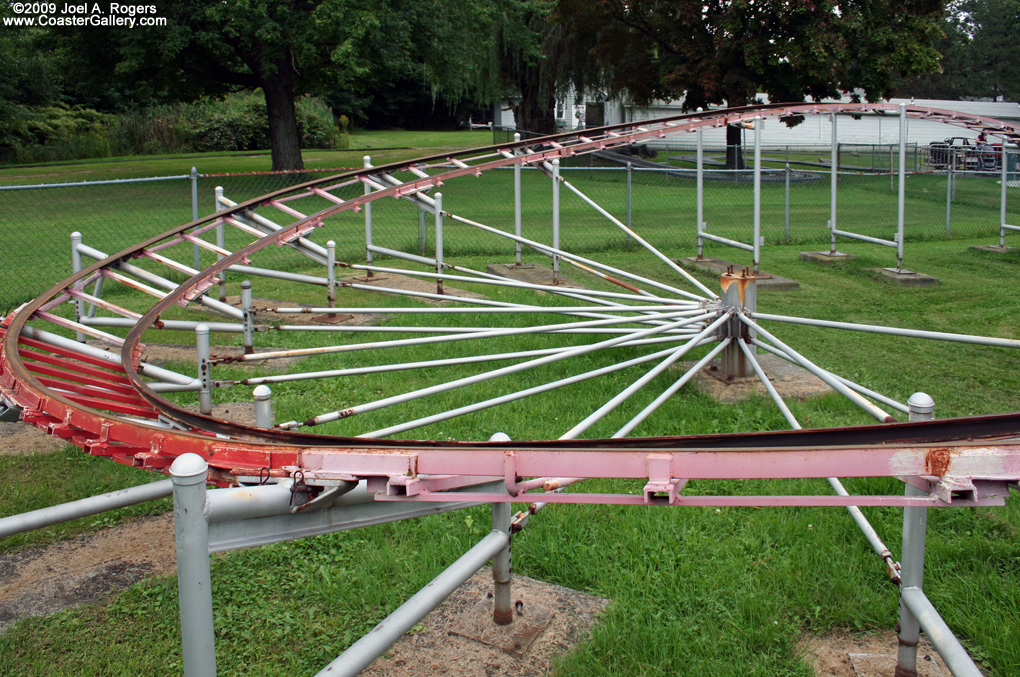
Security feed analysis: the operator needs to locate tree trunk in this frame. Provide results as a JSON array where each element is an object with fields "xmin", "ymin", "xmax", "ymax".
[
  {"xmin": 261, "ymin": 61, "xmax": 304, "ymax": 171},
  {"xmin": 725, "ymin": 124, "xmax": 745, "ymax": 170},
  {"xmin": 512, "ymin": 66, "xmax": 557, "ymax": 135}
]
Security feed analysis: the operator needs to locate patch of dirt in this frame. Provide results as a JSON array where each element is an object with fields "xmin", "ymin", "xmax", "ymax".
[
  {"xmin": 800, "ymin": 631, "xmax": 954, "ymax": 676},
  {"xmin": 0, "ymin": 514, "xmax": 176, "ymax": 634},
  {"xmin": 684, "ymin": 352, "xmax": 833, "ymax": 404},
  {"xmin": 363, "ymin": 568, "xmax": 608, "ymax": 677},
  {"xmin": 0, "ymin": 420, "xmax": 68, "ymax": 456},
  {"xmin": 344, "ymin": 272, "xmax": 487, "ymax": 305}
]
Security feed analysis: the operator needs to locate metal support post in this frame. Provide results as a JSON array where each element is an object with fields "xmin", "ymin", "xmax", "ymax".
[
  {"xmin": 829, "ymin": 114, "xmax": 838, "ymax": 255},
  {"xmin": 489, "ymin": 432, "xmax": 513, "ymax": 625},
  {"xmin": 191, "ymin": 167, "xmax": 201, "ymax": 270},
  {"xmin": 1001, "ymin": 146, "xmax": 1009, "ymax": 248},
  {"xmin": 364, "ymin": 155, "xmax": 374, "ymax": 276},
  {"xmin": 753, "ymin": 116, "xmax": 762, "ymax": 273},
  {"xmin": 946, "ymin": 162, "xmax": 953, "ymax": 238},
  {"xmin": 326, "ymin": 240, "xmax": 336, "ymax": 312},
  {"xmin": 418, "ymin": 207, "xmax": 426, "ymax": 255},
  {"xmin": 435, "ymin": 193, "xmax": 444, "ymax": 295},
  {"xmin": 70, "ymin": 231, "xmax": 86, "ymax": 342},
  {"xmin": 896, "ymin": 393, "xmax": 933, "ymax": 677},
  {"xmin": 253, "ymin": 385, "xmax": 274, "ymax": 428},
  {"xmin": 896, "ymin": 103, "xmax": 907, "ymax": 271},
  {"xmin": 514, "ymin": 133, "xmax": 523, "ymax": 266},
  {"xmin": 241, "ymin": 280, "xmax": 254, "ymax": 354},
  {"xmin": 196, "ymin": 324, "xmax": 212, "ymax": 415},
  {"xmin": 170, "ymin": 454, "xmax": 217, "ymax": 677},
  {"xmin": 697, "ymin": 126, "xmax": 705, "ymax": 258},
  {"xmin": 785, "ymin": 163, "xmax": 791, "ymax": 241},
  {"xmin": 626, "ymin": 161, "xmax": 633, "ymax": 248},
  {"xmin": 720, "ymin": 270, "xmax": 757, "ymax": 378},
  {"xmin": 552, "ymin": 159, "xmax": 560, "ymax": 281},
  {"xmin": 214, "ymin": 186, "xmax": 226, "ymax": 301}
]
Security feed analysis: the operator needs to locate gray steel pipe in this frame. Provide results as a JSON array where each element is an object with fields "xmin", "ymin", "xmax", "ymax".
[
  {"xmin": 316, "ymin": 529, "xmax": 509, "ymax": 677},
  {"xmin": 900, "ymin": 587, "xmax": 983, "ymax": 677},
  {"xmin": 0, "ymin": 479, "xmax": 172, "ymax": 539}
]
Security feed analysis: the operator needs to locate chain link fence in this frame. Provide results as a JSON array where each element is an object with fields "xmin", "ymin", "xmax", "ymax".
[{"xmin": 3, "ymin": 154, "xmax": 1018, "ymax": 312}]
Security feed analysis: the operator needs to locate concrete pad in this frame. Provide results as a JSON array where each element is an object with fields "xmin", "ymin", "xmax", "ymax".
[
  {"xmin": 870, "ymin": 268, "xmax": 940, "ymax": 286},
  {"xmin": 485, "ymin": 262, "xmax": 586, "ymax": 288},
  {"xmin": 970, "ymin": 244, "xmax": 1015, "ymax": 254},
  {"xmin": 800, "ymin": 250, "xmax": 856, "ymax": 264},
  {"xmin": 848, "ymin": 652, "xmax": 946, "ymax": 677},
  {"xmin": 682, "ymin": 352, "xmax": 832, "ymax": 404},
  {"xmin": 678, "ymin": 257, "xmax": 800, "ymax": 290}
]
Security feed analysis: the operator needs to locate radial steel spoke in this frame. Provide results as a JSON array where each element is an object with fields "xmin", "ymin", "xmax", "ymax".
[
  {"xmin": 612, "ymin": 339, "xmax": 732, "ymax": 438},
  {"xmin": 358, "ymin": 338, "xmax": 720, "ymax": 439},
  {"xmin": 279, "ymin": 312, "xmax": 717, "ymax": 429},
  {"xmin": 751, "ymin": 312, "xmax": 1020, "ymax": 350},
  {"xmin": 740, "ymin": 315, "xmax": 895, "ymax": 423},
  {"xmin": 751, "ymin": 339, "xmax": 909, "ymax": 414},
  {"xmin": 561, "ymin": 313, "xmax": 734, "ymax": 439},
  {"xmin": 736, "ymin": 339, "xmax": 800, "ymax": 429}
]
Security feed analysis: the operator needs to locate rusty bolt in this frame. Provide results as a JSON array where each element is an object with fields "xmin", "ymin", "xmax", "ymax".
[{"xmin": 515, "ymin": 600, "xmax": 524, "ymax": 615}]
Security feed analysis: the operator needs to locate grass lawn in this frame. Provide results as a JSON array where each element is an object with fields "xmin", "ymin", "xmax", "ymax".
[{"xmin": 0, "ymin": 141, "xmax": 1019, "ymax": 675}]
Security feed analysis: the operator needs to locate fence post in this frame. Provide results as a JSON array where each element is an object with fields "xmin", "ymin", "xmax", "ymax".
[
  {"xmin": 326, "ymin": 240, "xmax": 336, "ymax": 313},
  {"xmin": 418, "ymin": 207, "xmax": 426, "ymax": 256},
  {"xmin": 626, "ymin": 161, "xmax": 633, "ymax": 248},
  {"xmin": 896, "ymin": 103, "xmax": 907, "ymax": 271},
  {"xmin": 435, "ymin": 193, "xmax": 444, "ymax": 295},
  {"xmin": 364, "ymin": 155, "xmax": 374, "ymax": 277},
  {"xmin": 170, "ymin": 454, "xmax": 217, "ymax": 677},
  {"xmin": 946, "ymin": 162, "xmax": 953, "ymax": 238},
  {"xmin": 241, "ymin": 280, "xmax": 254, "ymax": 355},
  {"xmin": 551, "ymin": 159, "xmax": 560, "ymax": 281},
  {"xmin": 489, "ymin": 432, "xmax": 513, "ymax": 625},
  {"xmin": 828, "ymin": 114, "xmax": 838, "ymax": 255},
  {"xmin": 191, "ymin": 167, "xmax": 201, "ymax": 270},
  {"xmin": 896, "ymin": 393, "xmax": 934, "ymax": 677},
  {"xmin": 752, "ymin": 116, "xmax": 762, "ymax": 274},
  {"xmin": 785, "ymin": 163, "xmax": 791, "ymax": 241},
  {"xmin": 214, "ymin": 186, "xmax": 226, "ymax": 301},
  {"xmin": 697, "ymin": 123, "xmax": 705, "ymax": 258},
  {"xmin": 1001, "ymin": 146, "xmax": 1009, "ymax": 248},
  {"xmin": 514, "ymin": 132, "xmax": 523, "ymax": 266}
]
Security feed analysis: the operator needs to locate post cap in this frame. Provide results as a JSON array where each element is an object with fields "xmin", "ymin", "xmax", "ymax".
[
  {"xmin": 170, "ymin": 453, "xmax": 209, "ymax": 481},
  {"xmin": 253, "ymin": 385, "xmax": 272, "ymax": 400},
  {"xmin": 489, "ymin": 432, "xmax": 512, "ymax": 442},
  {"xmin": 907, "ymin": 392, "xmax": 935, "ymax": 414}
]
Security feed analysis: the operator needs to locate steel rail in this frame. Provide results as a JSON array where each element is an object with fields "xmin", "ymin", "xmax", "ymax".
[{"xmin": 2, "ymin": 103, "xmax": 1020, "ymax": 485}]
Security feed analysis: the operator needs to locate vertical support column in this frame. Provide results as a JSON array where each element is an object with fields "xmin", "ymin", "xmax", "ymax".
[
  {"xmin": 697, "ymin": 125, "xmax": 705, "ymax": 259},
  {"xmin": 196, "ymin": 324, "xmax": 212, "ymax": 415},
  {"xmin": 897, "ymin": 103, "xmax": 907, "ymax": 271},
  {"xmin": 435, "ymin": 193, "xmax": 444, "ymax": 295},
  {"xmin": 785, "ymin": 163, "xmax": 791, "ymax": 241},
  {"xmin": 418, "ymin": 207, "xmax": 426, "ymax": 255},
  {"xmin": 214, "ymin": 186, "xmax": 226, "ymax": 301},
  {"xmin": 70, "ymin": 231, "xmax": 86, "ymax": 342},
  {"xmin": 896, "ymin": 392, "xmax": 934, "ymax": 677},
  {"xmin": 828, "ymin": 114, "xmax": 838, "ymax": 255},
  {"xmin": 253, "ymin": 385, "xmax": 274, "ymax": 428},
  {"xmin": 752, "ymin": 116, "xmax": 762, "ymax": 274},
  {"xmin": 326, "ymin": 240, "xmax": 336, "ymax": 313},
  {"xmin": 364, "ymin": 155, "xmax": 374, "ymax": 277},
  {"xmin": 241, "ymin": 281, "xmax": 254, "ymax": 355},
  {"xmin": 719, "ymin": 270, "xmax": 757, "ymax": 378},
  {"xmin": 489, "ymin": 432, "xmax": 513, "ymax": 625},
  {"xmin": 514, "ymin": 132, "xmax": 523, "ymax": 266},
  {"xmin": 1000, "ymin": 144, "xmax": 1009, "ymax": 248},
  {"xmin": 946, "ymin": 159, "xmax": 953, "ymax": 238},
  {"xmin": 551, "ymin": 159, "xmax": 560, "ymax": 281},
  {"xmin": 170, "ymin": 454, "xmax": 216, "ymax": 677},
  {"xmin": 626, "ymin": 161, "xmax": 633, "ymax": 248},
  {"xmin": 191, "ymin": 167, "xmax": 201, "ymax": 270}
]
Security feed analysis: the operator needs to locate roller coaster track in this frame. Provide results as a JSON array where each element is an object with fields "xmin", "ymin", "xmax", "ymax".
[{"xmin": 3, "ymin": 101, "xmax": 1020, "ymax": 504}]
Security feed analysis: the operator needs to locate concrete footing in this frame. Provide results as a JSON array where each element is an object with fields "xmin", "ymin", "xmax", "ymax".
[
  {"xmin": 970, "ymin": 245, "xmax": 1015, "ymax": 254},
  {"xmin": 871, "ymin": 268, "xmax": 940, "ymax": 287},
  {"xmin": 800, "ymin": 251, "xmax": 856, "ymax": 264},
  {"xmin": 485, "ymin": 263, "xmax": 584, "ymax": 288},
  {"xmin": 678, "ymin": 257, "xmax": 799, "ymax": 290}
]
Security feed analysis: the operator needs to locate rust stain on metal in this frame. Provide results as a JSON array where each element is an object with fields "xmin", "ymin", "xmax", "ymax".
[
  {"xmin": 720, "ymin": 269, "xmax": 757, "ymax": 307},
  {"xmin": 924, "ymin": 447, "xmax": 954, "ymax": 477}
]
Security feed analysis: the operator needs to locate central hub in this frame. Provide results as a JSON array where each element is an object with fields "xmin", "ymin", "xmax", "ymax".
[{"xmin": 719, "ymin": 269, "xmax": 758, "ymax": 378}]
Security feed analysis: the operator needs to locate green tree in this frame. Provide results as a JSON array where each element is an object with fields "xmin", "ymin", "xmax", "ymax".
[
  {"xmin": 564, "ymin": 0, "xmax": 944, "ymax": 166},
  {"xmin": 60, "ymin": 0, "xmax": 496, "ymax": 170}
]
